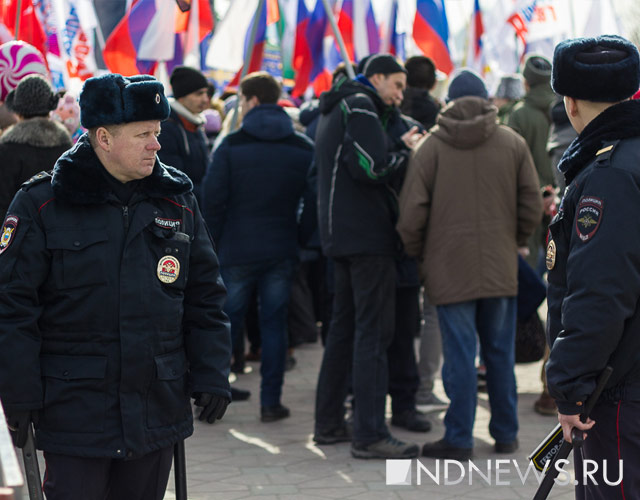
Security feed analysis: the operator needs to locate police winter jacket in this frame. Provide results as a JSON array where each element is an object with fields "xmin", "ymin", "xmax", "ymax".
[
  {"xmin": 397, "ymin": 96, "xmax": 543, "ymax": 305},
  {"xmin": 546, "ymin": 100, "xmax": 640, "ymax": 414},
  {"xmin": 203, "ymin": 104, "xmax": 314, "ymax": 267},
  {"xmin": 0, "ymin": 135, "xmax": 231, "ymax": 458},
  {"xmin": 316, "ymin": 77, "xmax": 410, "ymax": 258},
  {"xmin": 0, "ymin": 117, "xmax": 72, "ymax": 220},
  {"xmin": 157, "ymin": 102, "xmax": 210, "ymax": 199}
]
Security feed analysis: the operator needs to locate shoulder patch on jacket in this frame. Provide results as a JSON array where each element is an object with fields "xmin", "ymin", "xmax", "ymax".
[
  {"xmin": 21, "ymin": 171, "xmax": 51, "ymax": 190},
  {"xmin": 0, "ymin": 215, "xmax": 19, "ymax": 255},
  {"xmin": 575, "ymin": 196, "xmax": 603, "ymax": 242}
]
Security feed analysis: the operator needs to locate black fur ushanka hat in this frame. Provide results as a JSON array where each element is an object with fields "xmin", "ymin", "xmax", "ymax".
[
  {"xmin": 79, "ymin": 73, "xmax": 170, "ymax": 129},
  {"xmin": 552, "ymin": 35, "xmax": 640, "ymax": 102}
]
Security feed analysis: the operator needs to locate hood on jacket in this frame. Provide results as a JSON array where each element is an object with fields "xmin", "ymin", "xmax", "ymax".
[
  {"xmin": 169, "ymin": 98, "xmax": 205, "ymax": 126},
  {"xmin": 241, "ymin": 103, "xmax": 295, "ymax": 141},
  {"xmin": 0, "ymin": 117, "xmax": 72, "ymax": 149},
  {"xmin": 52, "ymin": 134, "xmax": 192, "ymax": 205},
  {"xmin": 318, "ymin": 77, "xmax": 386, "ymax": 116},
  {"xmin": 432, "ymin": 96, "xmax": 499, "ymax": 149},
  {"xmin": 523, "ymin": 83, "xmax": 556, "ymax": 115}
]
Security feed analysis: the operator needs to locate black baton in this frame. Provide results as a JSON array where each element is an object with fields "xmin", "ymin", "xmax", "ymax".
[
  {"xmin": 532, "ymin": 366, "xmax": 613, "ymax": 500},
  {"xmin": 22, "ymin": 424, "xmax": 43, "ymax": 500},
  {"xmin": 174, "ymin": 440, "xmax": 187, "ymax": 500}
]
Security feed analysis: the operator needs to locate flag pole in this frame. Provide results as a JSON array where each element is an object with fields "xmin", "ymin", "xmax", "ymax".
[
  {"xmin": 230, "ymin": 0, "xmax": 267, "ymax": 131},
  {"xmin": 14, "ymin": 0, "xmax": 23, "ymax": 40},
  {"xmin": 320, "ymin": 0, "xmax": 355, "ymax": 79}
]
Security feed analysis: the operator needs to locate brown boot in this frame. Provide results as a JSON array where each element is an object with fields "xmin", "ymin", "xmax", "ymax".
[{"xmin": 534, "ymin": 392, "xmax": 557, "ymax": 416}]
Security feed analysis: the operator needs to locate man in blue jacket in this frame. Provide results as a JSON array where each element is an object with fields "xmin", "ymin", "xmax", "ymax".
[
  {"xmin": 546, "ymin": 35, "xmax": 640, "ymax": 498},
  {"xmin": 203, "ymin": 71, "xmax": 314, "ymax": 423},
  {"xmin": 0, "ymin": 73, "xmax": 232, "ymax": 500}
]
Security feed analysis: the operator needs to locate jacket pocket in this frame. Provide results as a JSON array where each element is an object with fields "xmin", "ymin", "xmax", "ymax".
[
  {"xmin": 146, "ymin": 349, "xmax": 191, "ymax": 429},
  {"xmin": 146, "ymin": 225, "xmax": 191, "ymax": 292},
  {"xmin": 46, "ymin": 228, "xmax": 108, "ymax": 289},
  {"xmin": 40, "ymin": 354, "xmax": 107, "ymax": 433}
]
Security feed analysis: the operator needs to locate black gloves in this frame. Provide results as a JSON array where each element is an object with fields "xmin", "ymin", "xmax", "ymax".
[
  {"xmin": 5, "ymin": 410, "xmax": 37, "ymax": 448},
  {"xmin": 193, "ymin": 393, "xmax": 230, "ymax": 423}
]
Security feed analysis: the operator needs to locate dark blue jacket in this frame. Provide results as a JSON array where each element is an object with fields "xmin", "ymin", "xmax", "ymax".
[
  {"xmin": 546, "ymin": 100, "xmax": 640, "ymax": 414},
  {"xmin": 0, "ymin": 135, "xmax": 231, "ymax": 458},
  {"xmin": 315, "ymin": 77, "xmax": 410, "ymax": 258},
  {"xmin": 203, "ymin": 104, "xmax": 314, "ymax": 267},
  {"xmin": 158, "ymin": 107, "xmax": 210, "ymax": 200}
]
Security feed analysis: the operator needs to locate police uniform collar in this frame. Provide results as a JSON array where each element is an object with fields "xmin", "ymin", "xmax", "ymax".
[
  {"xmin": 51, "ymin": 133, "xmax": 193, "ymax": 205},
  {"xmin": 558, "ymin": 100, "xmax": 640, "ymax": 185}
]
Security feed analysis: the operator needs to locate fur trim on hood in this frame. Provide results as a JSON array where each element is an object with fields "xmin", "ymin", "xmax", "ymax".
[
  {"xmin": 52, "ymin": 133, "xmax": 193, "ymax": 205},
  {"xmin": 0, "ymin": 117, "xmax": 72, "ymax": 148}
]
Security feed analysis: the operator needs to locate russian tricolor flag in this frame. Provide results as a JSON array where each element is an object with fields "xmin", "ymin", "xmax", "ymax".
[
  {"xmin": 465, "ymin": 0, "xmax": 485, "ymax": 73},
  {"xmin": 413, "ymin": 0, "xmax": 453, "ymax": 75},
  {"xmin": 292, "ymin": 0, "xmax": 329, "ymax": 97},
  {"xmin": 337, "ymin": 0, "xmax": 379, "ymax": 63}
]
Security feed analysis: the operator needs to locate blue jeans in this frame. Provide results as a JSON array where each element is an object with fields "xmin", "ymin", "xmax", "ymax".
[
  {"xmin": 437, "ymin": 297, "xmax": 518, "ymax": 448},
  {"xmin": 315, "ymin": 255, "xmax": 395, "ymax": 444},
  {"xmin": 221, "ymin": 258, "xmax": 296, "ymax": 407}
]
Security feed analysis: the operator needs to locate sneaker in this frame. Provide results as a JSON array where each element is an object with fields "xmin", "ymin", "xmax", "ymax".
[
  {"xmin": 421, "ymin": 439, "xmax": 472, "ymax": 461},
  {"xmin": 314, "ymin": 424, "xmax": 352, "ymax": 444},
  {"xmin": 260, "ymin": 404, "xmax": 290, "ymax": 422},
  {"xmin": 351, "ymin": 436, "xmax": 419, "ymax": 459},
  {"xmin": 415, "ymin": 394, "xmax": 449, "ymax": 413},
  {"xmin": 230, "ymin": 386, "xmax": 251, "ymax": 401},
  {"xmin": 391, "ymin": 409, "xmax": 432, "ymax": 432},
  {"xmin": 534, "ymin": 392, "xmax": 557, "ymax": 416},
  {"xmin": 495, "ymin": 438, "xmax": 519, "ymax": 454}
]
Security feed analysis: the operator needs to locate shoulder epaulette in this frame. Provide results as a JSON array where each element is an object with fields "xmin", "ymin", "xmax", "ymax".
[
  {"xmin": 595, "ymin": 140, "xmax": 619, "ymax": 165},
  {"xmin": 21, "ymin": 171, "xmax": 52, "ymax": 190}
]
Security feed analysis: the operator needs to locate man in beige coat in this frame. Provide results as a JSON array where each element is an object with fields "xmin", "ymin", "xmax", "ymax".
[{"xmin": 397, "ymin": 69, "xmax": 543, "ymax": 460}]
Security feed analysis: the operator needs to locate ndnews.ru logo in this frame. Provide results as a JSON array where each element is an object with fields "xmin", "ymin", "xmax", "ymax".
[{"xmin": 385, "ymin": 459, "xmax": 623, "ymax": 487}]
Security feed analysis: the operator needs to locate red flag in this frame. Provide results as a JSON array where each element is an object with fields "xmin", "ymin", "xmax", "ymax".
[{"xmin": 0, "ymin": 0, "xmax": 46, "ymax": 59}]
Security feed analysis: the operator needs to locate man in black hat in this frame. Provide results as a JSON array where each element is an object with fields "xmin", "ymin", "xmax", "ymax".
[
  {"xmin": 0, "ymin": 73, "xmax": 232, "ymax": 500},
  {"xmin": 158, "ymin": 65, "xmax": 211, "ymax": 201},
  {"xmin": 546, "ymin": 34, "xmax": 640, "ymax": 497},
  {"xmin": 313, "ymin": 53, "xmax": 422, "ymax": 459}
]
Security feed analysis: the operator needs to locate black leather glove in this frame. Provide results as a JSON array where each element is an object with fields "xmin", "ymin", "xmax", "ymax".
[
  {"xmin": 6, "ymin": 410, "xmax": 37, "ymax": 448},
  {"xmin": 193, "ymin": 393, "xmax": 230, "ymax": 423}
]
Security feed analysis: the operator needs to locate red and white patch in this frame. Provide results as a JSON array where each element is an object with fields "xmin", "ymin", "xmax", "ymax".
[
  {"xmin": 0, "ymin": 215, "xmax": 19, "ymax": 255},
  {"xmin": 155, "ymin": 217, "xmax": 181, "ymax": 231},
  {"xmin": 575, "ymin": 196, "xmax": 603, "ymax": 242},
  {"xmin": 157, "ymin": 255, "xmax": 180, "ymax": 283}
]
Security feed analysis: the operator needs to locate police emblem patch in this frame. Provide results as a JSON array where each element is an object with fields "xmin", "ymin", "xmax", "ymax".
[
  {"xmin": 575, "ymin": 196, "xmax": 603, "ymax": 242},
  {"xmin": 157, "ymin": 255, "xmax": 180, "ymax": 283},
  {"xmin": 0, "ymin": 215, "xmax": 19, "ymax": 255},
  {"xmin": 546, "ymin": 239, "xmax": 556, "ymax": 270}
]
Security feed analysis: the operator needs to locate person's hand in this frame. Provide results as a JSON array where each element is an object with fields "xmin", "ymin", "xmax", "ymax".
[
  {"xmin": 193, "ymin": 393, "xmax": 230, "ymax": 423},
  {"xmin": 518, "ymin": 246, "xmax": 530, "ymax": 258},
  {"xmin": 5, "ymin": 410, "xmax": 37, "ymax": 448},
  {"xmin": 400, "ymin": 126, "xmax": 424, "ymax": 149},
  {"xmin": 558, "ymin": 412, "xmax": 595, "ymax": 443}
]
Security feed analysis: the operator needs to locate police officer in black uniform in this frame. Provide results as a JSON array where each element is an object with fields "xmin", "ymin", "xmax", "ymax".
[
  {"xmin": 546, "ymin": 35, "xmax": 640, "ymax": 498},
  {"xmin": 0, "ymin": 74, "xmax": 232, "ymax": 500}
]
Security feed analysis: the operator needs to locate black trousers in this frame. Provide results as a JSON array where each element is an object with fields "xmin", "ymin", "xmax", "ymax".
[
  {"xmin": 574, "ymin": 400, "xmax": 640, "ymax": 500},
  {"xmin": 43, "ymin": 446, "xmax": 173, "ymax": 500},
  {"xmin": 387, "ymin": 286, "xmax": 421, "ymax": 414}
]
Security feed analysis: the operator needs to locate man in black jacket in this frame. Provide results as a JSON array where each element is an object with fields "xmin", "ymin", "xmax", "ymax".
[
  {"xmin": 546, "ymin": 35, "xmax": 640, "ymax": 498},
  {"xmin": 313, "ymin": 54, "xmax": 421, "ymax": 459},
  {"xmin": 0, "ymin": 73, "xmax": 232, "ymax": 500}
]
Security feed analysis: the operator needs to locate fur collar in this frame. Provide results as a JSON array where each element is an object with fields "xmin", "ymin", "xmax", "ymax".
[
  {"xmin": 0, "ymin": 117, "xmax": 72, "ymax": 148},
  {"xmin": 51, "ymin": 134, "xmax": 193, "ymax": 205},
  {"xmin": 559, "ymin": 100, "xmax": 640, "ymax": 184},
  {"xmin": 169, "ymin": 99, "xmax": 205, "ymax": 126}
]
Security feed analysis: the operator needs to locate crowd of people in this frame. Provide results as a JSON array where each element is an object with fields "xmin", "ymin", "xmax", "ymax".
[{"xmin": 1, "ymin": 33, "xmax": 640, "ymax": 499}]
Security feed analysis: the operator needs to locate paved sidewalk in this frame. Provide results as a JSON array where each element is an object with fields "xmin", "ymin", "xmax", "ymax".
[{"xmin": 163, "ymin": 340, "xmax": 577, "ymax": 500}]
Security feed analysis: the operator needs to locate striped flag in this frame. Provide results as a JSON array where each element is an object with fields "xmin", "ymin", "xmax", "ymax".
[{"xmin": 412, "ymin": 0, "xmax": 452, "ymax": 74}]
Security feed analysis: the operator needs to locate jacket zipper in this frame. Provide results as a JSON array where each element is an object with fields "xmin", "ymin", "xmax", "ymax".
[{"xmin": 122, "ymin": 205, "xmax": 129, "ymax": 231}]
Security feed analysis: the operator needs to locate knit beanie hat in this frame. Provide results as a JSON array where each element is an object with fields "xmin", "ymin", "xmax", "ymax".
[
  {"xmin": 446, "ymin": 69, "xmax": 488, "ymax": 102},
  {"xmin": 170, "ymin": 66, "xmax": 208, "ymax": 99},
  {"xmin": 5, "ymin": 74, "xmax": 59, "ymax": 118},
  {"xmin": 552, "ymin": 35, "xmax": 640, "ymax": 102},
  {"xmin": 363, "ymin": 54, "xmax": 406, "ymax": 78},
  {"xmin": 522, "ymin": 54, "xmax": 552, "ymax": 87},
  {"xmin": 494, "ymin": 74, "xmax": 525, "ymax": 100}
]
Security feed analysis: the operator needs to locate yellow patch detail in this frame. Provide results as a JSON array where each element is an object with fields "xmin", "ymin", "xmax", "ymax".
[{"xmin": 596, "ymin": 145, "xmax": 613, "ymax": 156}]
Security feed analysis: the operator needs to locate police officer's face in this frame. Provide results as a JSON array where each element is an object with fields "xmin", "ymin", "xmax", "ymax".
[
  {"xmin": 370, "ymin": 72, "xmax": 406, "ymax": 107},
  {"xmin": 106, "ymin": 120, "xmax": 162, "ymax": 183}
]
